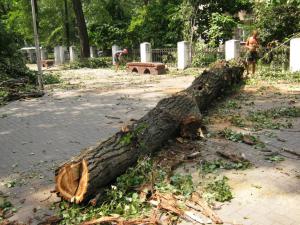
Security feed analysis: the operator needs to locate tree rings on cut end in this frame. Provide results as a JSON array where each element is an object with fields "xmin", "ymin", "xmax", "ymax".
[{"xmin": 55, "ymin": 159, "xmax": 89, "ymax": 204}]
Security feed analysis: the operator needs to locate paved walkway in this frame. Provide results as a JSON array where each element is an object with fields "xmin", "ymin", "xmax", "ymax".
[
  {"xmin": 1, "ymin": 68, "xmax": 299, "ymax": 225},
  {"xmin": 0, "ymin": 68, "xmax": 194, "ymax": 223}
]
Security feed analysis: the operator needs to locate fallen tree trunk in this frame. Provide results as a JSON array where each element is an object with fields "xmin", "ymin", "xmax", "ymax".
[{"xmin": 55, "ymin": 65, "xmax": 244, "ymax": 204}]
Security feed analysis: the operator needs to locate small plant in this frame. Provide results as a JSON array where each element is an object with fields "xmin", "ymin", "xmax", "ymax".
[
  {"xmin": 219, "ymin": 128, "xmax": 244, "ymax": 142},
  {"xmin": 265, "ymin": 155, "xmax": 285, "ymax": 163},
  {"xmin": 204, "ymin": 176, "xmax": 233, "ymax": 202},
  {"xmin": 43, "ymin": 72, "xmax": 61, "ymax": 84},
  {"xmin": 229, "ymin": 114, "xmax": 246, "ymax": 127}
]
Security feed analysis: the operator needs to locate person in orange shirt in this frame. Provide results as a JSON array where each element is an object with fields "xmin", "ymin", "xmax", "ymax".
[{"xmin": 245, "ymin": 30, "xmax": 259, "ymax": 75}]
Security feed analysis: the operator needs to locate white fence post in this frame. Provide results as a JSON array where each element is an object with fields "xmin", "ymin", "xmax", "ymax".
[
  {"xmin": 140, "ymin": 42, "xmax": 152, "ymax": 63},
  {"xmin": 225, "ymin": 39, "xmax": 240, "ymax": 61},
  {"xmin": 69, "ymin": 46, "xmax": 78, "ymax": 62},
  {"xmin": 54, "ymin": 46, "xmax": 61, "ymax": 65},
  {"xmin": 177, "ymin": 41, "xmax": 191, "ymax": 69},
  {"xmin": 290, "ymin": 38, "xmax": 300, "ymax": 72},
  {"xmin": 40, "ymin": 48, "xmax": 48, "ymax": 60},
  {"xmin": 59, "ymin": 46, "xmax": 66, "ymax": 64},
  {"xmin": 90, "ymin": 46, "xmax": 97, "ymax": 58},
  {"xmin": 112, "ymin": 45, "xmax": 121, "ymax": 65}
]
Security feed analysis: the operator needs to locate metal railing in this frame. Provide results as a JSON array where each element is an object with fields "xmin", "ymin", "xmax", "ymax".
[
  {"xmin": 191, "ymin": 46, "xmax": 224, "ymax": 67},
  {"xmin": 152, "ymin": 48, "xmax": 177, "ymax": 67}
]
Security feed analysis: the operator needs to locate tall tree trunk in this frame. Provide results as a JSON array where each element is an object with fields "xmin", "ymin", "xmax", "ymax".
[
  {"xmin": 55, "ymin": 65, "xmax": 244, "ymax": 204},
  {"xmin": 72, "ymin": 0, "xmax": 90, "ymax": 58},
  {"xmin": 33, "ymin": 0, "xmax": 39, "ymax": 30},
  {"xmin": 64, "ymin": 0, "xmax": 70, "ymax": 47}
]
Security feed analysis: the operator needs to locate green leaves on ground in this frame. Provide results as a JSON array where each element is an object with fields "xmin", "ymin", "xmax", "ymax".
[
  {"xmin": 204, "ymin": 177, "xmax": 233, "ymax": 202},
  {"xmin": 248, "ymin": 106, "xmax": 299, "ymax": 130},
  {"xmin": 200, "ymin": 159, "xmax": 251, "ymax": 173}
]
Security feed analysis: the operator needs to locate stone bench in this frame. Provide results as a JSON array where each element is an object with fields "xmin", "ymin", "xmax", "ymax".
[
  {"xmin": 41, "ymin": 60, "xmax": 54, "ymax": 68},
  {"xmin": 126, "ymin": 62, "xmax": 166, "ymax": 75}
]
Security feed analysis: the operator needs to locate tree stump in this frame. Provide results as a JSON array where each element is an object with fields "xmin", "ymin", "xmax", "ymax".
[{"xmin": 55, "ymin": 65, "xmax": 244, "ymax": 204}]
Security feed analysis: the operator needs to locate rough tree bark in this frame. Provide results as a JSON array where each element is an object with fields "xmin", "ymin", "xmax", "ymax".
[
  {"xmin": 72, "ymin": 0, "xmax": 90, "ymax": 57},
  {"xmin": 55, "ymin": 66, "xmax": 244, "ymax": 204},
  {"xmin": 64, "ymin": 0, "xmax": 70, "ymax": 47}
]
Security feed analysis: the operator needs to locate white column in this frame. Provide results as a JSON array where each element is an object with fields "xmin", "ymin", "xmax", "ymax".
[
  {"xmin": 28, "ymin": 50, "xmax": 36, "ymax": 63},
  {"xmin": 290, "ymin": 38, "xmax": 300, "ymax": 72},
  {"xmin": 54, "ymin": 46, "xmax": 61, "ymax": 65},
  {"xmin": 112, "ymin": 44, "xmax": 121, "ymax": 65},
  {"xmin": 225, "ymin": 39, "xmax": 240, "ymax": 61},
  {"xmin": 140, "ymin": 42, "xmax": 152, "ymax": 63},
  {"xmin": 69, "ymin": 46, "xmax": 78, "ymax": 62},
  {"xmin": 90, "ymin": 46, "xmax": 97, "ymax": 58},
  {"xmin": 40, "ymin": 48, "xmax": 48, "ymax": 60},
  {"xmin": 59, "ymin": 46, "xmax": 67, "ymax": 64},
  {"xmin": 177, "ymin": 41, "xmax": 191, "ymax": 69}
]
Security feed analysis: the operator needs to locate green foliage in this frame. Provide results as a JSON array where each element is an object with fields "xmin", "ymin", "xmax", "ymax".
[
  {"xmin": 68, "ymin": 58, "xmax": 110, "ymax": 69},
  {"xmin": 254, "ymin": 2, "xmax": 300, "ymax": 44},
  {"xmin": 58, "ymin": 158, "xmax": 197, "ymax": 223},
  {"xmin": 251, "ymin": 66, "xmax": 300, "ymax": 83},
  {"xmin": 219, "ymin": 128, "xmax": 244, "ymax": 142},
  {"xmin": 43, "ymin": 73, "xmax": 61, "ymax": 85},
  {"xmin": 170, "ymin": 174, "xmax": 194, "ymax": 196},
  {"xmin": 204, "ymin": 177, "xmax": 233, "ymax": 202},
  {"xmin": 247, "ymin": 107, "xmax": 299, "ymax": 130},
  {"xmin": 201, "ymin": 160, "xmax": 251, "ymax": 173},
  {"xmin": 192, "ymin": 42, "xmax": 222, "ymax": 67},
  {"xmin": 207, "ymin": 13, "xmax": 237, "ymax": 47},
  {"xmin": 265, "ymin": 154, "xmax": 285, "ymax": 163}
]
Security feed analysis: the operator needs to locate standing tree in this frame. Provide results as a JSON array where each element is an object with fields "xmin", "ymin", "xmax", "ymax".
[{"xmin": 72, "ymin": 0, "xmax": 90, "ymax": 57}]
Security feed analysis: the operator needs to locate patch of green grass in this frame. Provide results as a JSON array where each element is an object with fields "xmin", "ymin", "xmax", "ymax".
[{"xmin": 204, "ymin": 176, "xmax": 233, "ymax": 202}]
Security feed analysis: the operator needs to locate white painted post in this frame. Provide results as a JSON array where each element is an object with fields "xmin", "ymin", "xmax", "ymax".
[
  {"xmin": 90, "ymin": 46, "xmax": 97, "ymax": 58},
  {"xmin": 69, "ymin": 46, "xmax": 78, "ymax": 62},
  {"xmin": 140, "ymin": 42, "xmax": 152, "ymax": 63},
  {"xmin": 40, "ymin": 48, "xmax": 48, "ymax": 60},
  {"xmin": 225, "ymin": 39, "xmax": 240, "ymax": 61},
  {"xmin": 28, "ymin": 50, "xmax": 36, "ymax": 63},
  {"xmin": 112, "ymin": 45, "xmax": 121, "ymax": 65},
  {"xmin": 59, "ymin": 46, "xmax": 67, "ymax": 64},
  {"xmin": 177, "ymin": 41, "xmax": 191, "ymax": 69},
  {"xmin": 54, "ymin": 46, "xmax": 61, "ymax": 65},
  {"xmin": 290, "ymin": 38, "xmax": 300, "ymax": 72}
]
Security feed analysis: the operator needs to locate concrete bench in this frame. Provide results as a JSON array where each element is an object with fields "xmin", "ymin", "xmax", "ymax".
[
  {"xmin": 126, "ymin": 62, "xmax": 166, "ymax": 75},
  {"xmin": 41, "ymin": 60, "xmax": 54, "ymax": 68}
]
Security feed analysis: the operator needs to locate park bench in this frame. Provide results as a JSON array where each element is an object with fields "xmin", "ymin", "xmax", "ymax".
[{"xmin": 126, "ymin": 62, "xmax": 166, "ymax": 75}]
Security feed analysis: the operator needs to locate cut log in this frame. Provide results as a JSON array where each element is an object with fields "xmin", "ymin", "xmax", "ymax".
[{"xmin": 55, "ymin": 65, "xmax": 244, "ymax": 204}]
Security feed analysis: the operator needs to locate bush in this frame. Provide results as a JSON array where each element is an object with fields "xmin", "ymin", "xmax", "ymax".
[
  {"xmin": 68, "ymin": 57, "xmax": 111, "ymax": 69},
  {"xmin": 43, "ymin": 73, "xmax": 61, "ymax": 84},
  {"xmin": 192, "ymin": 42, "xmax": 223, "ymax": 67}
]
